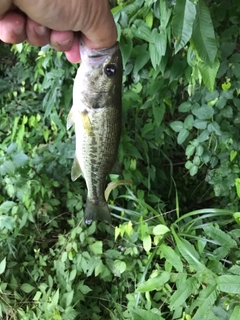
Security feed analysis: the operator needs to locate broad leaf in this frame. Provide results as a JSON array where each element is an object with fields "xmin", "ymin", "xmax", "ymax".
[
  {"xmin": 20, "ymin": 283, "xmax": 35, "ymax": 293},
  {"xmin": 190, "ymin": 285, "xmax": 218, "ymax": 318},
  {"xmin": 230, "ymin": 305, "xmax": 240, "ymax": 320},
  {"xmin": 177, "ymin": 128, "xmax": 189, "ymax": 144},
  {"xmin": 153, "ymin": 225, "xmax": 170, "ymax": 236},
  {"xmin": 205, "ymin": 225, "xmax": 237, "ymax": 248},
  {"xmin": 0, "ymin": 201, "xmax": 16, "ymax": 214},
  {"xmin": 136, "ymin": 272, "xmax": 170, "ymax": 292},
  {"xmin": 159, "ymin": 244, "xmax": 183, "ymax": 272},
  {"xmin": 143, "ymin": 234, "xmax": 152, "ymax": 252},
  {"xmin": 172, "ymin": 0, "xmax": 196, "ymax": 53},
  {"xmin": 0, "ymin": 257, "xmax": 6, "ymax": 275},
  {"xmin": 170, "ymin": 277, "xmax": 199, "ymax": 310},
  {"xmin": 192, "ymin": 0, "xmax": 217, "ymax": 65},
  {"xmin": 198, "ymin": 59, "xmax": 220, "ymax": 92},
  {"xmin": 170, "ymin": 121, "xmax": 183, "ymax": 132},
  {"xmin": 175, "ymin": 237, "xmax": 205, "ymax": 272},
  {"xmin": 192, "ymin": 105, "xmax": 214, "ymax": 120},
  {"xmin": 217, "ymin": 275, "xmax": 240, "ymax": 294},
  {"xmin": 130, "ymin": 308, "xmax": 164, "ymax": 320}
]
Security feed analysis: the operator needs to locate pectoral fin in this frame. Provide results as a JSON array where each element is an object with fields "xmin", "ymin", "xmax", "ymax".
[
  {"xmin": 71, "ymin": 155, "xmax": 82, "ymax": 181},
  {"xmin": 80, "ymin": 112, "xmax": 92, "ymax": 136},
  {"xmin": 67, "ymin": 106, "xmax": 75, "ymax": 130}
]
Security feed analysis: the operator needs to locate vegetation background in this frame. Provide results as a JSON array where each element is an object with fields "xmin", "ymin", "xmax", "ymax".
[{"xmin": 1, "ymin": 0, "xmax": 240, "ymax": 319}]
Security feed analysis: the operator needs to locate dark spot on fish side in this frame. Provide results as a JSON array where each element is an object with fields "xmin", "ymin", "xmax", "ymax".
[{"xmin": 104, "ymin": 64, "xmax": 117, "ymax": 77}]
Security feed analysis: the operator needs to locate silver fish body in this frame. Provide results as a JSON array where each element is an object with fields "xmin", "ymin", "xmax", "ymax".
[{"xmin": 67, "ymin": 40, "xmax": 122, "ymax": 225}]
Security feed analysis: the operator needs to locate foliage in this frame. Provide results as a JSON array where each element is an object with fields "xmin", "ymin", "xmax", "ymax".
[{"xmin": 1, "ymin": 0, "xmax": 240, "ymax": 319}]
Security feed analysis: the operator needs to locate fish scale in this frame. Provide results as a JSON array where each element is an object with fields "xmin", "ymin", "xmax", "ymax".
[{"xmin": 67, "ymin": 39, "xmax": 122, "ymax": 225}]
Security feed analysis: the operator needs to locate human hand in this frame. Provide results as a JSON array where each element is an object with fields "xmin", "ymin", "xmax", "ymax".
[{"xmin": 0, "ymin": 0, "xmax": 117, "ymax": 63}]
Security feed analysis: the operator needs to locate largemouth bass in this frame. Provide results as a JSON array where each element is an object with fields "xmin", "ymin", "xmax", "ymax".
[{"xmin": 67, "ymin": 39, "xmax": 122, "ymax": 225}]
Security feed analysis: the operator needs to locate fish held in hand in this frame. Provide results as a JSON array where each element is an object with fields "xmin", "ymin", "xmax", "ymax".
[{"xmin": 67, "ymin": 40, "xmax": 122, "ymax": 225}]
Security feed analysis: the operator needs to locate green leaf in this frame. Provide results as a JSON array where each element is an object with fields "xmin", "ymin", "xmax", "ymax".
[
  {"xmin": 177, "ymin": 128, "xmax": 189, "ymax": 144},
  {"xmin": 89, "ymin": 241, "xmax": 103, "ymax": 255},
  {"xmin": 33, "ymin": 291, "xmax": 42, "ymax": 301},
  {"xmin": 179, "ymin": 101, "xmax": 192, "ymax": 112},
  {"xmin": 172, "ymin": 0, "xmax": 196, "ymax": 53},
  {"xmin": 120, "ymin": 35, "xmax": 133, "ymax": 68},
  {"xmin": 52, "ymin": 288, "xmax": 59, "ymax": 306},
  {"xmin": 229, "ymin": 264, "xmax": 240, "ymax": 275},
  {"xmin": 0, "ymin": 201, "xmax": 16, "ymax": 214},
  {"xmin": 65, "ymin": 290, "xmax": 74, "ymax": 307},
  {"xmin": 159, "ymin": 0, "xmax": 172, "ymax": 29},
  {"xmin": 205, "ymin": 225, "xmax": 237, "ymax": 248},
  {"xmin": 143, "ymin": 235, "xmax": 152, "ymax": 252},
  {"xmin": 170, "ymin": 121, "xmax": 183, "ymax": 132},
  {"xmin": 217, "ymin": 275, "xmax": 240, "ymax": 294},
  {"xmin": 130, "ymin": 308, "xmax": 164, "ymax": 320},
  {"xmin": 132, "ymin": 20, "xmax": 152, "ymax": 42},
  {"xmin": 192, "ymin": 105, "xmax": 214, "ymax": 120},
  {"xmin": 0, "ymin": 257, "xmax": 6, "ymax": 275},
  {"xmin": 133, "ymin": 44, "xmax": 150, "ymax": 74},
  {"xmin": 159, "ymin": 244, "xmax": 183, "ymax": 272},
  {"xmin": 113, "ymin": 260, "xmax": 126, "ymax": 276},
  {"xmin": 79, "ymin": 281, "xmax": 92, "ymax": 294},
  {"xmin": 11, "ymin": 153, "xmax": 28, "ymax": 167},
  {"xmin": 193, "ymin": 119, "xmax": 207, "ymax": 129},
  {"xmin": 184, "ymin": 114, "xmax": 194, "ymax": 130},
  {"xmin": 230, "ymin": 305, "xmax": 240, "ymax": 320},
  {"xmin": 186, "ymin": 145, "xmax": 195, "ymax": 157},
  {"xmin": 150, "ymin": 29, "xmax": 167, "ymax": 68},
  {"xmin": 0, "ymin": 215, "xmax": 16, "ymax": 231},
  {"xmin": 0, "ymin": 160, "xmax": 15, "ymax": 175},
  {"xmin": 207, "ymin": 122, "xmax": 221, "ymax": 136},
  {"xmin": 198, "ymin": 129, "xmax": 209, "ymax": 142},
  {"xmin": 190, "ymin": 164, "xmax": 198, "ymax": 176},
  {"xmin": 170, "ymin": 277, "xmax": 198, "ymax": 310},
  {"xmin": 153, "ymin": 225, "xmax": 170, "ymax": 236},
  {"xmin": 20, "ymin": 283, "xmax": 35, "ymax": 293},
  {"xmin": 233, "ymin": 212, "xmax": 240, "ymax": 225},
  {"xmin": 175, "ymin": 237, "xmax": 205, "ymax": 272},
  {"xmin": 136, "ymin": 272, "xmax": 170, "ymax": 292},
  {"xmin": 153, "ymin": 28, "xmax": 167, "ymax": 56},
  {"xmin": 191, "ymin": 285, "xmax": 218, "ymax": 318},
  {"xmin": 198, "ymin": 59, "xmax": 220, "ymax": 92},
  {"xmin": 153, "ymin": 102, "xmax": 166, "ymax": 126},
  {"xmin": 192, "ymin": 0, "xmax": 217, "ymax": 65}
]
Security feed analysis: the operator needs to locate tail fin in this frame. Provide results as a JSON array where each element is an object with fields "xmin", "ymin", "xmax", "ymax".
[{"xmin": 84, "ymin": 199, "xmax": 112, "ymax": 225}]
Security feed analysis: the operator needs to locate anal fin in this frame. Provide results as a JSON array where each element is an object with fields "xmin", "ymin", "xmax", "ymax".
[{"xmin": 71, "ymin": 155, "xmax": 82, "ymax": 181}]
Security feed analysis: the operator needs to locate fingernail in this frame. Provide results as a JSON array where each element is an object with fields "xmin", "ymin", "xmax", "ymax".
[{"xmin": 34, "ymin": 25, "xmax": 47, "ymax": 36}]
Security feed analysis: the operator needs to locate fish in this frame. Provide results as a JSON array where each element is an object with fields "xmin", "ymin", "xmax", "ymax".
[{"xmin": 67, "ymin": 39, "xmax": 122, "ymax": 225}]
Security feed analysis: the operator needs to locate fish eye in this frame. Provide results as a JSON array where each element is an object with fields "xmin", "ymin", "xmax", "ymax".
[{"xmin": 104, "ymin": 64, "xmax": 117, "ymax": 77}]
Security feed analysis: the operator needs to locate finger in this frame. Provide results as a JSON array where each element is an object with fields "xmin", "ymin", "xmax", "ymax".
[
  {"xmin": 25, "ymin": 18, "xmax": 50, "ymax": 46},
  {"xmin": 0, "ymin": 0, "xmax": 13, "ymax": 16},
  {"xmin": 50, "ymin": 30, "xmax": 74, "ymax": 52},
  {"xmin": 0, "ymin": 11, "xmax": 26, "ymax": 43},
  {"xmin": 65, "ymin": 35, "xmax": 81, "ymax": 63}
]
